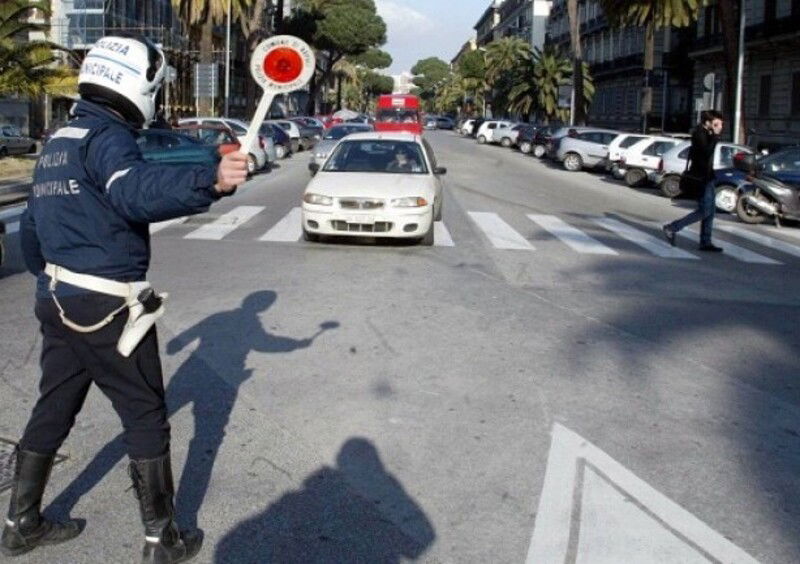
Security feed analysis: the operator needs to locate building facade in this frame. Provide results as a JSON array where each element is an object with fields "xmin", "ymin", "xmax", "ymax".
[
  {"xmin": 495, "ymin": 0, "xmax": 552, "ymax": 51},
  {"xmin": 546, "ymin": 0, "xmax": 695, "ymax": 133},
  {"xmin": 690, "ymin": 0, "xmax": 800, "ymax": 149},
  {"xmin": 474, "ymin": 1, "xmax": 504, "ymax": 47}
]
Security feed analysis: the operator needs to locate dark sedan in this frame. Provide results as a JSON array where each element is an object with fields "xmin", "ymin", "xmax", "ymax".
[{"xmin": 136, "ymin": 129, "xmax": 220, "ymax": 166}]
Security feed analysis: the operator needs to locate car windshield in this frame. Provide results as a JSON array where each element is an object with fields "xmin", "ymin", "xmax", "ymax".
[
  {"xmin": 179, "ymin": 127, "xmax": 235, "ymax": 145},
  {"xmin": 762, "ymin": 149, "xmax": 800, "ymax": 173},
  {"xmin": 323, "ymin": 140, "xmax": 428, "ymax": 174}
]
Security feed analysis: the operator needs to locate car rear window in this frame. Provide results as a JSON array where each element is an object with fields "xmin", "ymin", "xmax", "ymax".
[{"xmin": 620, "ymin": 135, "xmax": 647, "ymax": 148}]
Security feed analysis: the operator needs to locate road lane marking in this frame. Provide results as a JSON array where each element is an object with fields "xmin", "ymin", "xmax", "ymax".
[
  {"xmin": 467, "ymin": 212, "xmax": 534, "ymax": 250},
  {"xmin": 679, "ymin": 227, "xmax": 781, "ymax": 264},
  {"xmin": 592, "ymin": 217, "xmax": 697, "ymax": 259},
  {"xmin": 184, "ymin": 206, "xmax": 264, "ymax": 240},
  {"xmin": 434, "ymin": 222, "xmax": 455, "ymax": 247},
  {"xmin": 527, "ymin": 214, "xmax": 617, "ymax": 255},
  {"xmin": 716, "ymin": 224, "xmax": 800, "ymax": 259},
  {"xmin": 259, "ymin": 207, "xmax": 302, "ymax": 242},
  {"xmin": 765, "ymin": 226, "xmax": 800, "ymax": 241},
  {"xmin": 527, "ymin": 424, "xmax": 760, "ymax": 564},
  {"xmin": 150, "ymin": 217, "xmax": 188, "ymax": 234}
]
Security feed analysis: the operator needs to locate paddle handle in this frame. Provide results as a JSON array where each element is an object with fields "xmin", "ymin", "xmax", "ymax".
[{"xmin": 239, "ymin": 92, "xmax": 275, "ymax": 156}]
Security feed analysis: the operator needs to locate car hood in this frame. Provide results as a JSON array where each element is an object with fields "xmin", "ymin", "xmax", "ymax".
[{"xmin": 306, "ymin": 172, "xmax": 436, "ymax": 199}]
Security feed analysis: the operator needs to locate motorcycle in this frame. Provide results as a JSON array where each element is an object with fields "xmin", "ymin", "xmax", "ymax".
[{"xmin": 734, "ymin": 153, "xmax": 800, "ymax": 225}]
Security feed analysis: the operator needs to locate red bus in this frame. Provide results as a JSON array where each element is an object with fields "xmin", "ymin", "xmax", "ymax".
[{"xmin": 374, "ymin": 94, "xmax": 422, "ymax": 135}]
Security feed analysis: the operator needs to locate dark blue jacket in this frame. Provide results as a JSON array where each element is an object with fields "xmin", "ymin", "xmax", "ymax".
[{"xmin": 21, "ymin": 100, "xmax": 226, "ymax": 297}]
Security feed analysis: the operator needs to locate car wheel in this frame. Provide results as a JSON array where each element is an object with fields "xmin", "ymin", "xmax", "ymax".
[
  {"xmin": 659, "ymin": 175, "xmax": 682, "ymax": 198},
  {"xmin": 435, "ymin": 199, "xmax": 443, "ymax": 222},
  {"xmin": 519, "ymin": 141, "xmax": 532, "ymax": 154},
  {"xmin": 501, "ymin": 137, "xmax": 512, "ymax": 148},
  {"xmin": 736, "ymin": 193, "xmax": 769, "ymax": 224},
  {"xmin": 624, "ymin": 168, "xmax": 647, "ymax": 187},
  {"xmin": 477, "ymin": 135, "xmax": 487, "ymax": 145},
  {"xmin": 275, "ymin": 144, "xmax": 286, "ymax": 160},
  {"xmin": 291, "ymin": 140, "xmax": 300, "ymax": 153},
  {"xmin": 714, "ymin": 184, "xmax": 738, "ymax": 213},
  {"xmin": 533, "ymin": 144, "xmax": 546, "ymax": 158},
  {"xmin": 563, "ymin": 153, "xmax": 583, "ymax": 172},
  {"xmin": 246, "ymin": 154, "xmax": 256, "ymax": 175},
  {"xmin": 0, "ymin": 147, "xmax": 7, "ymax": 158},
  {"xmin": 302, "ymin": 228, "xmax": 320, "ymax": 242}
]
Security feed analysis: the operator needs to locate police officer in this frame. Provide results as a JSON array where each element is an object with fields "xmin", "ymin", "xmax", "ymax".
[{"xmin": 1, "ymin": 33, "xmax": 247, "ymax": 563}]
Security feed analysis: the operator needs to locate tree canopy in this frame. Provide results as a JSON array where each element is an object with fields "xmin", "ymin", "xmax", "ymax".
[{"xmin": 410, "ymin": 57, "xmax": 451, "ymax": 101}]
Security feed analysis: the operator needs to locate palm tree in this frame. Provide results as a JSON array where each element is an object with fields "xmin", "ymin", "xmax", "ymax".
[
  {"xmin": 715, "ymin": 0, "xmax": 744, "ymax": 142},
  {"xmin": 599, "ymin": 0, "xmax": 705, "ymax": 130},
  {"xmin": 532, "ymin": 47, "xmax": 573, "ymax": 123},
  {"xmin": 0, "ymin": 0, "xmax": 76, "ymax": 98},
  {"xmin": 484, "ymin": 37, "xmax": 531, "ymax": 85},
  {"xmin": 566, "ymin": 0, "xmax": 586, "ymax": 124},
  {"xmin": 332, "ymin": 57, "xmax": 359, "ymax": 110}
]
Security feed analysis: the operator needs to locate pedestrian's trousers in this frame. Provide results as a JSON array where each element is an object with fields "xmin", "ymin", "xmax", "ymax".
[
  {"xmin": 668, "ymin": 180, "xmax": 716, "ymax": 245},
  {"xmin": 19, "ymin": 295, "xmax": 170, "ymax": 460}
]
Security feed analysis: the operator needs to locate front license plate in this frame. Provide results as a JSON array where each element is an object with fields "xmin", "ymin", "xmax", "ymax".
[{"xmin": 345, "ymin": 215, "xmax": 374, "ymax": 224}]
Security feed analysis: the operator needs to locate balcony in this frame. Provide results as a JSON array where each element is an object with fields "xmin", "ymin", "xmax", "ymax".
[{"xmin": 590, "ymin": 54, "xmax": 644, "ymax": 76}]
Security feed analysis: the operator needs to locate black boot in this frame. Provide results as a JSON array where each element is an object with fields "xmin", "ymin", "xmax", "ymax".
[
  {"xmin": 1, "ymin": 448, "xmax": 83, "ymax": 557},
  {"xmin": 129, "ymin": 453, "xmax": 202, "ymax": 564}
]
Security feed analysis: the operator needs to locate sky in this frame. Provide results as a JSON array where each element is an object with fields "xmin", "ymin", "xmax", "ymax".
[{"xmin": 375, "ymin": 0, "xmax": 491, "ymax": 75}]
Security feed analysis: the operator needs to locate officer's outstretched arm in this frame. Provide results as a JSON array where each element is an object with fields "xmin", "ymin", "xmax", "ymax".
[
  {"xmin": 88, "ymin": 126, "xmax": 228, "ymax": 224},
  {"xmin": 19, "ymin": 208, "xmax": 45, "ymax": 275}
]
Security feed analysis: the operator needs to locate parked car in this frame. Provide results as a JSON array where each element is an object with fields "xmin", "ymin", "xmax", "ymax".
[
  {"xmin": 173, "ymin": 124, "xmax": 241, "ymax": 156},
  {"xmin": 423, "ymin": 116, "xmax": 439, "ymax": 130},
  {"xmin": 492, "ymin": 123, "xmax": 526, "ymax": 147},
  {"xmin": 267, "ymin": 119, "xmax": 303, "ymax": 153},
  {"xmin": 259, "ymin": 122, "xmax": 291, "ymax": 159},
  {"xmin": 289, "ymin": 117, "xmax": 324, "ymax": 148},
  {"xmin": 469, "ymin": 118, "xmax": 486, "ymax": 138},
  {"xmin": 653, "ymin": 141, "xmax": 755, "ymax": 211},
  {"xmin": 178, "ymin": 117, "xmax": 273, "ymax": 173},
  {"xmin": 515, "ymin": 125, "xmax": 540, "ymax": 154},
  {"xmin": 136, "ymin": 129, "xmax": 222, "ymax": 166},
  {"xmin": 604, "ymin": 133, "xmax": 650, "ymax": 174},
  {"xmin": 460, "ymin": 119, "xmax": 476, "ymax": 136},
  {"xmin": 619, "ymin": 136, "xmax": 684, "ymax": 186},
  {"xmin": 436, "ymin": 116, "xmax": 455, "ymax": 130},
  {"xmin": 0, "ymin": 125, "xmax": 36, "ymax": 157},
  {"xmin": 554, "ymin": 128, "xmax": 621, "ymax": 171},
  {"xmin": 309, "ymin": 123, "xmax": 374, "ymax": 167},
  {"xmin": 531, "ymin": 125, "xmax": 559, "ymax": 157},
  {"xmin": 475, "ymin": 120, "xmax": 514, "ymax": 144},
  {"xmin": 302, "ymin": 132, "xmax": 445, "ymax": 245}
]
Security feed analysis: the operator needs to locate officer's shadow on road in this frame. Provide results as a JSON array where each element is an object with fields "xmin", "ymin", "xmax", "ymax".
[
  {"xmin": 214, "ymin": 437, "xmax": 436, "ymax": 564},
  {"xmin": 48, "ymin": 290, "xmax": 339, "ymax": 532}
]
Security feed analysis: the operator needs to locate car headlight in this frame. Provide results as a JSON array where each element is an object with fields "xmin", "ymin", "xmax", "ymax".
[
  {"xmin": 391, "ymin": 197, "xmax": 428, "ymax": 208},
  {"xmin": 303, "ymin": 193, "xmax": 333, "ymax": 206}
]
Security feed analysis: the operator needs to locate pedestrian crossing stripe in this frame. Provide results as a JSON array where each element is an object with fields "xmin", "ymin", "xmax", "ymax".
[
  {"xmin": 468, "ymin": 212, "xmax": 535, "ymax": 250},
  {"xmin": 528, "ymin": 214, "xmax": 617, "ymax": 255},
  {"xmin": 184, "ymin": 206, "xmax": 265, "ymax": 240},
  {"xmin": 142, "ymin": 207, "xmax": 800, "ymax": 264}
]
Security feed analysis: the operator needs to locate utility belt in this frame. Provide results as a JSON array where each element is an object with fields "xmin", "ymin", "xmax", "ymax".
[{"xmin": 44, "ymin": 263, "xmax": 168, "ymax": 357}]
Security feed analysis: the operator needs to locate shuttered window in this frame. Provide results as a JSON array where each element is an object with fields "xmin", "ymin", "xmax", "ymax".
[
  {"xmin": 792, "ymin": 72, "xmax": 800, "ymax": 116},
  {"xmin": 758, "ymin": 75, "xmax": 772, "ymax": 117}
]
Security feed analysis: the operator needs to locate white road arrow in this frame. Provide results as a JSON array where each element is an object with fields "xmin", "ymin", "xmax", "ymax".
[{"xmin": 526, "ymin": 424, "xmax": 760, "ymax": 564}]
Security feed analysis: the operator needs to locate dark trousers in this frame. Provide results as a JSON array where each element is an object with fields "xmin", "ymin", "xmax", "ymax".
[
  {"xmin": 19, "ymin": 295, "xmax": 170, "ymax": 460},
  {"xmin": 668, "ymin": 180, "xmax": 716, "ymax": 245}
]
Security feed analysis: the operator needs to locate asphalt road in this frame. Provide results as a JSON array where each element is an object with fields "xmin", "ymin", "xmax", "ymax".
[{"xmin": 1, "ymin": 131, "xmax": 799, "ymax": 563}]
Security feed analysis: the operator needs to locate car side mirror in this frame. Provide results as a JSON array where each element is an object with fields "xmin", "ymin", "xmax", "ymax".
[
  {"xmin": 733, "ymin": 153, "xmax": 756, "ymax": 174},
  {"xmin": 434, "ymin": 166, "xmax": 447, "ymax": 175},
  {"xmin": 308, "ymin": 162, "xmax": 320, "ymax": 176}
]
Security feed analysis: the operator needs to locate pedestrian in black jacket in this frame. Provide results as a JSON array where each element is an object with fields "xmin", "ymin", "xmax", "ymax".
[{"xmin": 662, "ymin": 110, "xmax": 725, "ymax": 252}]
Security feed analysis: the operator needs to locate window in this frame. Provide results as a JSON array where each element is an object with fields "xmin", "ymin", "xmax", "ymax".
[
  {"xmin": 703, "ymin": 6, "xmax": 720, "ymax": 36},
  {"xmin": 764, "ymin": 0, "xmax": 777, "ymax": 22},
  {"xmin": 762, "ymin": 149, "xmax": 800, "ymax": 173},
  {"xmin": 678, "ymin": 147, "xmax": 690, "ymax": 159},
  {"xmin": 758, "ymin": 75, "xmax": 772, "ymax": 117},
  {"xmin": 792, "ymin": 72, "xmax": 800, "ymax": 116},
  {"xmin": 620, "ymin": 135, "xmax": 647, "ymax": 148},
  {"xmin": 643, "ymin": 141, "xmax": 676, "ymax": 157},
  {"xmin": 794, "ymin": 0, "xmax": 800, "ymax": 18},
  {"xmin": 718, "ymin": 145, "xmax": 752, "ymax": 168}
]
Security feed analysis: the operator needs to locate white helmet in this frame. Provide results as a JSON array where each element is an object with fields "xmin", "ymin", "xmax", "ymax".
[{"xmin": 79, "ymin": 33, "xmax": 166, "ymax": 127}]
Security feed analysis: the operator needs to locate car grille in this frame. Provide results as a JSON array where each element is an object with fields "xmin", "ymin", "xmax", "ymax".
[
  {"xmin": 331, "ymin": 221, "xmax": 393, "ymax": 233},
  {"xmin": 338, "ymin": 198, "xmax": 384, "ymax": 210}
]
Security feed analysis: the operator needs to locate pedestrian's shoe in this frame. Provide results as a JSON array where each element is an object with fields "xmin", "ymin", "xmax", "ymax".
[
  {"xmin": 1, "ymin": 448, "xmax": 84, "ymax": 557},
  {"xmin": 661, "ymin": 225, "xmax": 676, "ymax": 247},
  {"xmin": 698, "ymin": 243, "xmax": 724, "ymax": 253},
  {"xmin": 129, "ymin": 453, "xmax": 202, "ymax": 564}
]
